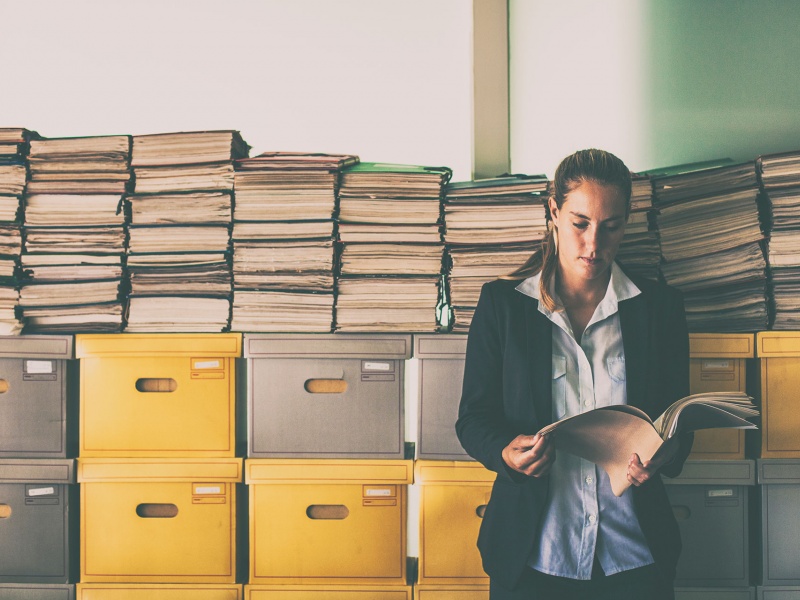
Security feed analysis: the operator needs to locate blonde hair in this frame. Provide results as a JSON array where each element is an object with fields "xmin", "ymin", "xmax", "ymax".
[{"xmin": 501, "ymin": 148, "xmax": 632, "ymax": 311}]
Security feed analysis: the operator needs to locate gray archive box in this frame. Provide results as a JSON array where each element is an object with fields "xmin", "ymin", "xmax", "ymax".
[
  {"xmin": 0, "ymin": 335, "xmax": 75, "ymax": 458},
  {"xmin": 0, "ymin": 459, "xmax": 77, "ymax": 583},
  {"xmin": 664, "ymin": 460, "xmax": 756, "ymax": 587},
  {"xmin": 676, "ymin": 588, "xmax": 755, "ymax": 600},
  {"xmin": 0, "ymin": 583, "xmax": 74, "ymax": 599},
  {"xmin": 244, "ymin": 334, "xmax": 411, "ymax": 458},
  {"xmin": 758, "ymin": 587, "xmax": 800, "ymax": 600},
  {"xmin": 758, "ymin": 460, "xmax": 800, "ymax": 586},
  {"xmin": 414, "ymin": 334, "xmax": 471, "ymax": 460}
]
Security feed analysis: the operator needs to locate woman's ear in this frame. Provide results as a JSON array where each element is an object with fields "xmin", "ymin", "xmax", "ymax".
[{"xmin": 548, "ymin": 196, "xmax": 559, "ymax": 224}]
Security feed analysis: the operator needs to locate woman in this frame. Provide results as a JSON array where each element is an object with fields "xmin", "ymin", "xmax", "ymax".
[{"xmin": 456, "ymin": 149, "xmax": 692, "ymax": 600}]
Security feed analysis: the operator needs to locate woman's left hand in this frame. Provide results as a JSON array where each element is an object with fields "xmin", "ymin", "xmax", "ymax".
[{"xmin": 627, "ymin": 439, "xmax": 680, "ymax": 487}]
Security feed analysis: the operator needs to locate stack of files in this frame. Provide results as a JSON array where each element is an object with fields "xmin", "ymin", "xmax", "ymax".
[
  {"xmin": 758, "ymin": 149, "xmax": 800, "ymax": 328},
  {"xmin": 650, "ymin": 160, "xmax": 768, "ymax": 332},
  {"xmin": 443, "ymin": 174, "xmax": 548, "ymax": 331},
  {"xmin": 336, "ymin": 162, "xmax": 452, "ymax": 332},
  {"xmin": 18, "ymin": 135, "xmax": 129, "ymax": 333},
  {"xmin": 616, "ymin": 174, "xmax": 662, "ymax": 281},
  {"xmin": 230, "ymin": 152, "xmax": 358, "ymax": 332}
]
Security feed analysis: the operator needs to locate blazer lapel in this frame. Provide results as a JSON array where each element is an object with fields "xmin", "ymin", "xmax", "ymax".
[
  {"xmin": 525, "ymin": 296, "xmax": 554, "ymax": 427},
  {"xmin": 619, "ymin": 294, "xmax": 652, "ymax": 416}
]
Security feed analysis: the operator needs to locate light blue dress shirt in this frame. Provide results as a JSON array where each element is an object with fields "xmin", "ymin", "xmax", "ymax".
[{"xmin": 516, "ymin": 263, "xmax": 655, "ymax": 580}]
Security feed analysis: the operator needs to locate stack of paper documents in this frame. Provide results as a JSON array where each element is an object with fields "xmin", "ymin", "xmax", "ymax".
[
  {"xmin": 649, "ymin": 160, "xmax": 768, "ymax": 332},
  {"xmin": 336, "ymin": 162, "xmax": 451, "ymax": 332},
  {"xmin": 230, "ymin": 152, "xmax": 358, "ymax": 332},
  {"xmin": 616, "ymin": 174, "xmax": 662, "ymax": 282},
  {"xmin": 443, "ymin": 175, "xmax": 548, "ymax": 331}
]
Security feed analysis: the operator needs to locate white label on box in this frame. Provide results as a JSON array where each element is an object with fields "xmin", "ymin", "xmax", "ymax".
[
  {"xmin": 707, "ymin": 489, "xmax": 734, "ymax": 498},
  {"xmin": 194, "ymin": 360, "xmax": 221, "ymax": 369},
  {"xmin": 25, "ymin": 360, "xmax": 54, "ymax": 374},
  {"xmin": 365, "ymin": 487, "xmax": 393, "ymax": 497},
  {"xmin": 195, "ymin": 486, "xmax": 222, "ymax": 495},
  {"xmin": 363, "ymin": 362, "xmax": 391, "ymax": 371},
  {"xmin": 28, "ymin": 487, "xmax": 55, "ymax": 497},
  {"xmin": 701, "ymin": 360, "xmax": 731, "ymax": 370}
]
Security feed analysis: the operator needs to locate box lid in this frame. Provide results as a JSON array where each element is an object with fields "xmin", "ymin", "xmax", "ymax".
[
  {"xmin": 244, "ymin": 334, "xmax": 412, "ymax": 359},
  {"xmin": 414, "ymin": 460, "xmax": 495, "ymax": 485},
  {"xmin": 245, "ymin": 459, "xmax": 413, "ymax": 484},
  {"xmin": 0, "ymin": 459, "xmax": 75, "ymax": 483},
  {"xmin": 756, "ymin": 331, "xmax": 800, "ymax": 357},
  {"xmin": 77, "ymin": 458, "xmax": 242, "ymax": 482},
  {"xmin": 76, "ymin": 333, "xmax": 242, "ymax": 358},
  {"xmin": 0, "ymin": 335, "xmax": 73, "ymax": 359},
  {"xmin": 413, "ymin": 334, "xmax": 467, "ymax": 359},
  {"xmin": 662, "ymin": 459, "xmax": 756, "ymax": 485},
  {"xmin": 689, "ymin": 333, "xmax": 754, "ymax": 358},
  {"xmin": 757, "ymin": 459, "xmax": 800, "ymax": 484}
]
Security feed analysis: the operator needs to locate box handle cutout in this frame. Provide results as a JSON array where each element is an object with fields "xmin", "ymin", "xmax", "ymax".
[
  {"xmin": 136, "ymin": 503, "xmax": 179, "ymax": 518},
  {"xmin": 304, "ymin": 379, "xmax": 348, "ymax": 394},
  {"xmin": 306, "ymin": 505, "xmax": 349, "ymax": 520},
  {"xmin": 672, "ymin": 505, "xmax": 691, "ymax": 521},
  {"xmin": 0, "ymin": 379, "xmax": 7, "ymax": 394},
  {"xmin": 0, "ymin": 504, "xmax": 11, "ymax": 518},
  {"xmin": 476, "ymin": 505, "xmax": 487, "ymax": 518},
  {"xmin": 135, "ymin": 378, "xmax": 178, "ymax": 393}
]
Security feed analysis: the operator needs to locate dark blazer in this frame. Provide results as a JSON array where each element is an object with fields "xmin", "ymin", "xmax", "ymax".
[{"xmin": 456, "ymin": 274, "xmax": 691, "ymax": 591}]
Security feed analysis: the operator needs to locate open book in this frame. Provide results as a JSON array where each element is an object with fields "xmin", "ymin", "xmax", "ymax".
[{"xmin": 537, "ymin": 391, "xmax": 758, "ymax": 497}]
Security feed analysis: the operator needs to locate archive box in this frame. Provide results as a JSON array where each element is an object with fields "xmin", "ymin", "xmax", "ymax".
[
  {"xmin": 664, "ymin": 460, "xmax": 756, "ymax": 587},
  {"xmin": 0, "ymin": 584, "xmax": 74, "ymax": 600},
  {"xmin": 413, "ymin": 585, "xmax": 489, "ymax": 600},
  {"xmin": 243, "ymin": 334, "xmax": 411, "ymax": 458},
  {"xmin": 245, "ymin": 459, "xmax": 413, "ymax": 584},
  {"xmin": 414, "ymin": 335, "xmax": 470, "ymax": 460},
  {"xmin": 76, "ymin": 333, "xmax": 240, "ymax": 458},
  {"xmin": 0, "ymin": 459, "xmax": 77, "ymax": 584},
  {"xmin": 78, "ymin": 458, "xmax": 243, "ymax": 584},
  {"xmin": 244, "ymin": 584, "xmax": 412, "ymax": 599},
  {"xmin": 687, "ymin": 333, "xmax": 754, "ymax": 460},
  {"xmin": 0, "ymin": 335, "xmax": 75, "ymax": 458},
  {"xmin": 756, "ymin": 333, "xmax": 800, "ymax": 458},
  {"xmin": 76, "ymin": 584, "xmax": 242, "ymax": 599},
  {"xmin": 414, "ymin": 460, "xmax": 493, "ymax": 585},
  {"xmin": 758, "ymin": 460, "xmax": 800, "ymax": 586},
  {"xmin": 758, "ymin": 587, "xmax": 800, "ymax": 599},
  {"xmin": 674, "ymin": 589, "xmax": 755, "ymax": 600}
]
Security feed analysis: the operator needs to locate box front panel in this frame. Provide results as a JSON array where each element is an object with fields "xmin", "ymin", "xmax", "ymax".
[
  {"xmin": 761, "ymin": 359, "xmax": 800, "ymax": 457},
  {"xmin": 413, "ymin": 585, "xmax": 489, "ymax": 600},
  {"xmin": 667, "ymin": 484, "xmax": 749, "ymax": 586},
  {"xmin": 418, "ymin": 359, "xmax": 470, "ymax": 460},
  {"xmin": 418, "ymin": 484, "xmax": 489, "ymax": 584},
  {"xmin": 82, "ymin": 481, "xmax": 235, "ymax": 582},
  {"xmin": 0, "ymin": 483, "xmax": 68, "ymax": 582},
  {"xmin": 81, "ymin": 357, "xmax": 234, "ymax": 456},
  {"xmin": 0, "ymin": 357, "xmax": 67, "ymax": 457},
  {"xmin": 674, "ymin": 589, "xmax": 755, "ymax": 600},
  {"xmin": 245, "ymin": 584, "xmax": 411, "ymax": 599},
  {"xmin": 688, "ymin": 357, "xmax": 747, "ymax": 459},
  {"xmin": 0, "ymin": 584, "xmax": 74, "ymax": 600},
  {"xmin": 250, "ymin": 483, "xmax": 405, "ymax": 583},
  {"xmin": 76, "ymin": 583, "xmax": 241, "ymax": 599},
  {"xmin": 762, "ymin": 484, "xmax": 800, "ymax": 585},
  {"xmin": 249, "ymin": 359, "xmax": 403, "ymax": 458}
]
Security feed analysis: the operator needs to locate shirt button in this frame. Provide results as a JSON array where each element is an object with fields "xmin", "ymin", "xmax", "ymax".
[
  {"xmin": 584, "ymin": 399, "xmax": 592, "ymax": 407},
  {"xmin": 588, "ymin": 514, "xmax": 597, "ymax": 524},
  {"xmin": 585, "ymin": 476, "xmax": 594, "ymax": 484}
]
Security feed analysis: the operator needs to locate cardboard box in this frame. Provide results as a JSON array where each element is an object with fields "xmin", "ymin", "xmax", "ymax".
[
  {"xmin": 755, "ymin": 333, "xmax": 800, "ymax": 458},
  {"xmin": 244, "ymin": 584, "xmax": 411, "ymax": 599},
  {"xmin": 76, "ymin": 334, "xmax": 240, "ymax": 457},
  {"xmin": 412, "ymin": 584, "xmax": 489, "ymax": 600},
  {"xmin": 78, "ymin": 458, "xmax": 243, "ymax": 583},
  {"xmin": 246, "ymin": 459, "xmax": 412, "ymax": 584},
  {"xmin": 758, "ymin": 460, "xmax": 800, "ymax": 586},
  {"xmin": 75, "ymin": 584, "xmax": 242, "ymax": 599}
]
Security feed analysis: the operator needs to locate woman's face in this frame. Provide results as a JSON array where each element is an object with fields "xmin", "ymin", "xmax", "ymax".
[{"xmin": 549, "ymin": 180, "xmax": 628, "ymax": 286}]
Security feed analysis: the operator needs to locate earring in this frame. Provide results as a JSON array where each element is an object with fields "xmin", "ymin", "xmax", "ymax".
[{"xmin": 552, "ymin": 225, "xmax": 559, "ymax": 255}]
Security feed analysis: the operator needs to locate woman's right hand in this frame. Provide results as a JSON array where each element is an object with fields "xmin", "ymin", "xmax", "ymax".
[{"xmin": 501, "ymin": 433, "xmax": 555, "ymax": 477}]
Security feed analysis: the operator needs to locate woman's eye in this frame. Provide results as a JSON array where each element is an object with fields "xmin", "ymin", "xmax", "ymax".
[{"xmin": 573, "ymin": 222, "xmax": 589, "ymax": 230}]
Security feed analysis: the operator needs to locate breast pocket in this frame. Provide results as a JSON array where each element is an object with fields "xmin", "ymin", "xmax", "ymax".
[
  {"xmin": 552, "ymin": 355, "xmax": 567, "ymax": 420},
  {"xmin": 606, "ymin": 356, "xmax": 627, "ymax": 405}
]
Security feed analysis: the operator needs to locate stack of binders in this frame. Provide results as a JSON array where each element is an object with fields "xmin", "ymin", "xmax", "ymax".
[
  {"xmin": 230, "ymin": 152, "xmax": 359, "ymax": 332},
  {"xmin": 19, "ymin": 135, "xmax": 129, "ymax": 332}
]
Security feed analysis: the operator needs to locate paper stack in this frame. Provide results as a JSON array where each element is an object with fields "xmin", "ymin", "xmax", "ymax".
[
  {"xmin": 336, "ymin": 162, "xmax": 451, "ymax": 331},
  {"xmin": 443, "ymin": 175, "xmax": 549, "ymax": 331},
  {"xmin": 230, "ymin": 152, "xmax": 359, "ymax": 332},
  {"xmin": 126, "ymin": 130, "xmax": 249, "ymax": 332},
  {"xmin": 649, "ymin": 160, "xmax": 768, "ymax": 332},
  {"xmin": 616, "ymin": 174, "xmax": 662, "ymax": 282},
  {"xmin": 19, "ymin": 135, "xmax": 129, "ymax": 332},
  {"xmin": 758, "ymin": 150, "xmax": 800, "ymax": 328}
]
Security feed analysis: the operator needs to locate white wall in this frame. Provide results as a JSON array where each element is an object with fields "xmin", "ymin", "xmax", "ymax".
[{"xmin": 1, "ymin": 0, "xmax": 474, "ymax": 180}]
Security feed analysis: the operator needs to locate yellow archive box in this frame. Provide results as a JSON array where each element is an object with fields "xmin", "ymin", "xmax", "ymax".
[
  {"xmin": 76, "ymin": 583, "xmax": 242, "ymax": 599},
  {"xmin": 244, "ymin": 584, "xmax": 411, "ymax": 599},
  {"xmin": 756, "ymin": 332, "xmax": 800, "ymax": 458},
  {"xmin": 688, "ymin": 333, "xmax": 754, "ymax": 460},
  {"xmin": 413, "ymin": 584, "xmax": 489, "ymax": 600},
  {"xmin": 76, "ymin": 334, "xmax": 241, "ymax": 457},
  {"xmin": 414, "ymin": 461, "xmax": 493, "ymax": 585},
  {"xmin": 78, "ymin": 458, "xmax": 243, "ymax": 583},
  {"xmin": 246, "ymin": 459, "xmax": 413, "ymax": 585}
]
